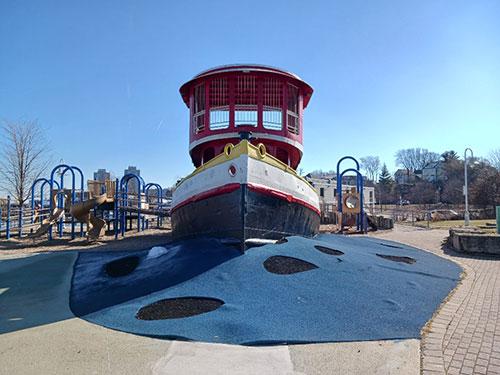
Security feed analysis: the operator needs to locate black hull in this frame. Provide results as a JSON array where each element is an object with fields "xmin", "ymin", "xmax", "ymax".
[{"xmin": 172, "ymin": 184, "xmax": 320, "ymax": 250}]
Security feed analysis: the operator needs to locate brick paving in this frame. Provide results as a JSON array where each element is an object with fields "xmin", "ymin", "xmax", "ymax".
[{"xmin": 370, "ymin": 224, "xmax": 500, "ymax": 375}]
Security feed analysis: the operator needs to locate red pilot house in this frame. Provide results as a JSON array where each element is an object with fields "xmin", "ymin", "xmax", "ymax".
[
  {"xmin": 172, "ymin": 64, "xmax": 320, "ymax": 249},
  {"xmin": 179, "ymin": 64, "xmax": 313, "ymax": 169}
]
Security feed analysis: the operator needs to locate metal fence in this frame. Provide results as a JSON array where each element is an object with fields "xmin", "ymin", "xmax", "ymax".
[{"xmin": 387, "ymin": 208, "xmax": 432, "ymax": 228}]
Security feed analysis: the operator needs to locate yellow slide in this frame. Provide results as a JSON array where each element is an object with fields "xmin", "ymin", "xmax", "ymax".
[{"xmin": 70, "ymin": 194, "xmax": 108, "ymax": 239}]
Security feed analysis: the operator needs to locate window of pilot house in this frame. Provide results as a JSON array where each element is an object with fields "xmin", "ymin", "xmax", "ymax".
[
  {"xmin": 193, "ymin": 83, "xmax": 206, "ymax": 134},
  {"xmin": 320, "ymin": 188, "xmax": 325, "ymax": 197},
  {"xmin": 287, "ymin": 84, "xmax": 299, "ymax": 135},
  {"xmin": 263, "ymin": 78, "xmax": 283, "ymax": 130},
  {"xmin": 209, "ymin": 78, "xmax": 229, "ymax": 130},
  {"xmin": 235, "ymin": 76, "xmax": 257, "ymax": 127}
]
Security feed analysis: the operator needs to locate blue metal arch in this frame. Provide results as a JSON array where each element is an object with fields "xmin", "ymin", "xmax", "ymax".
[
  {"xmin": 119, "ymin": 173, "xmax": 146, "ymax": 235},
  {"xmin": 337, "ymin": 166, "xmax": 365, "ymax": 233},
  {"xmin": 145, "ymin": 183, "xmax": 163, "ymax": 203},
  {"xmin": 31, "ymin": 178, "xmax": 61, "ymax": 203},
  {"xmin": 144, "ymin": 183, "xmax": 164, "ymax": 229},
  {"xmin": 50, "ymin": 164, "xmax": 76, "ymax": 191},
  {"xmin": 55, "ymin": 165, "xmax": 85, "ymax": 237},
  {"xmin": 49, "ymin": 164, "xmax": 77, "ymax": 239},
  {"xmin": 31, "ymin": 178, "xmax": 60, "ymax": 223},
  {"xmin": 71, "ymin": 165, "xmax": 85, "ymax": 196},
  {"xmin": 56, "ymin": 165, "xmax": 84, "ymax": 192},
  {"xmin": 336, "ymin": 156, "xmax": 360, "ymax": 172},
  {"xmin": 69, "ymin": 165, "xmax": 85, "ymax": 237},
  {"xmin": 336, "ymin": 156, "xmax": 361, "ymax": 205},
  {"xmin": 120, "ymin": 173, "xmax": 146, "ymax": 193}
]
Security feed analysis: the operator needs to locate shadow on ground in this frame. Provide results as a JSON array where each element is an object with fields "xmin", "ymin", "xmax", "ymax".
[
  {"xmin": 70, "ymin": 238, "xmax": 241, "ymax": 317},
  {"xmin": 0, "ymin": 252, "xmax": 77, "ymax": 334}
]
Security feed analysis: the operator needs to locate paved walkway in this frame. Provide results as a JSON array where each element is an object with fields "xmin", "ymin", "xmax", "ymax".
[{"xmin": 371, "ymin": 224, "xmax": 500, "ymax": 375}]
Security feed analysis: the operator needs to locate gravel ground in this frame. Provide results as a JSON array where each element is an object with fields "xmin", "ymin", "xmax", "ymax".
[{"xmin": 0, "ymin": 227, "xmax": 173, "ymax": 255}]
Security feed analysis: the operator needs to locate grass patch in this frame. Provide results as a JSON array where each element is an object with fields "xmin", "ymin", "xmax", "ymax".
[{"xmin": 410, "ymin": 219, "xmax": 497, "ymax": 233}]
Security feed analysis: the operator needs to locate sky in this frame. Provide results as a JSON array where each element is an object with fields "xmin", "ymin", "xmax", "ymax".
[{"xmin": 1, "ymin": 0, "xmax": 499, "ymax": 191}]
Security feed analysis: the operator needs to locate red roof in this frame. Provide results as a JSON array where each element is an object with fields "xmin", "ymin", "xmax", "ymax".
[{"xmin": 179, "ymin": 64, "xmax": 314, "ymax": 108}]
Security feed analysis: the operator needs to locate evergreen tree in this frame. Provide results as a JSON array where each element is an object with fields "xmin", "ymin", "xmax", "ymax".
[
  {"xmin": 441, "ymin": 150, "xmax": 459, "ymax": 163},
  {"xmin": 377, "ymin": 164, "xmax": 394, "ymax": 204}
]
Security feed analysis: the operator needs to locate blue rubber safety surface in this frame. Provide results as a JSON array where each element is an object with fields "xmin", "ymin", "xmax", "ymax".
[{"xmin": 70, "ymin": 235, "xmax": 462, "ymax": 345}]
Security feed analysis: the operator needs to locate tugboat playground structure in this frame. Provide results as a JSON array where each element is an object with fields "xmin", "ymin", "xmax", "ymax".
[{"xmin": 172, "ymin": 65, "xmax": 322, "ymax": 247}]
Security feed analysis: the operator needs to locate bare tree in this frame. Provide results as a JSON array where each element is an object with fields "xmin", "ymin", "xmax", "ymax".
[
  {"xmin": 0, "ymin": 120, "xmax": 51, "ymax": 205},
  {"xmin": 407, "ymin": 181, "xmax": 438, "ymax": 204},
  {"xmin": 395, "ymin": 148, "xmax": 440, "ymax": 172},
  {"xmin": 488, "ymin": 148, "xmax": 500, "ymax": 171},
  {"xmin": 360, "ymin": 156, "xmax": 380, "ymax": 182},
  {"xmin": 470, "ymin": 168, "xmax": 500, "ymax": 207}
]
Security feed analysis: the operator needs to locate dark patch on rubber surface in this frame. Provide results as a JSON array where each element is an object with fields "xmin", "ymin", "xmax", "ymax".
[
  {"xmin": 276, "ymin": 237, "xmax": 288, "ymax": 244},
  {"xmin": 264, "ymin": 255, "xmax": 318, "ymax": 274},
  {"xmin": 105, "ymin": 256, "xmax": 139, "ymax": 277},
  {"xmin": 380, "ymin": 243, "xmax": 403, "ymax": 249},
  {"xmin": 314, "ymin": 245, "xmax": 344, "ymax": 256},
  {"xmin": 136, "ymin": 297, "xmax": 224, "ymax": 320},
  {"xmin": 376, "ymin": 254, "xmax": 417, "ymax": 264}
]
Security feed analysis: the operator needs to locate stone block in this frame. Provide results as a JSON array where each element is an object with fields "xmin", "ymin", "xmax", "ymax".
[{"xmin": 448, "ymin": 227, "xmax": 500, "ymax": 255}]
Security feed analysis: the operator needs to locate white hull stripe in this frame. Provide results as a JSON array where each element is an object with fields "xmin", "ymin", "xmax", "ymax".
[{"xmin": 172, "ymin": 154, "xmax": 319, "ymax": 211}]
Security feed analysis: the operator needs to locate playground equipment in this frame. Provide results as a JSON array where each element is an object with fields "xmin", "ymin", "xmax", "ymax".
[
  {"xmin": 28, "ymin": 189, "xmax": 69, "ymax": 238},
  {"xmin": 336, "ymin": 156, "xmax": 367, "ymax": 234},
  {"xmin": 70, "ymin": 194, "xmax": 109, "ymax": 239},
  {"xmin": 173, "ymin": 65, "xmax": 320, "ymax": 248},
  {"xmin": 0, "ymin": 164, "xmax": 170, "ymax": 240},
  {"xmin": 342, "ymin": 188, "xmax": 362, "ymax": 214},
  {"xmin": 28, "ymin": 208, "xmax": 65, "ymax": 238},
  {"xmin": 48, "ymin": 164, "xmax": 85, "ymax": 239}
]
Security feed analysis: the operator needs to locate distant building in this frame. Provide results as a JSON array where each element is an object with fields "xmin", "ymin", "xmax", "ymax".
[
  {"xmin": 394, "ymin": 169, "xmax": 416, "ymax": 184},
  {"xmin": 422, "ymin": 161, "xmax": 445, "ymax": 182},
  {"xmin": 93, "ymin": 169, "xmax": 110, "ymax": 182},
  {"xmin": 124, "ymin": 166, "xmax": 140, "ymax": 175},
  {"xmin": 124, "ymin": 166, "xmax": 141, "ymax": 194}
]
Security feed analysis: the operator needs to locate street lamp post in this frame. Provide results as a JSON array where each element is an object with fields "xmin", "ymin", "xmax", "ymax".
[{"xmin": 464, "ymin": 148, "xmax": 473, "ymax": 226}]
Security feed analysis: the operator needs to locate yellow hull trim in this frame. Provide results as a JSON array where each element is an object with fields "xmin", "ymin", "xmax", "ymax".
[{"xmin": 174, "ymin": 140, "xmax": 318, "ymax": 196}]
